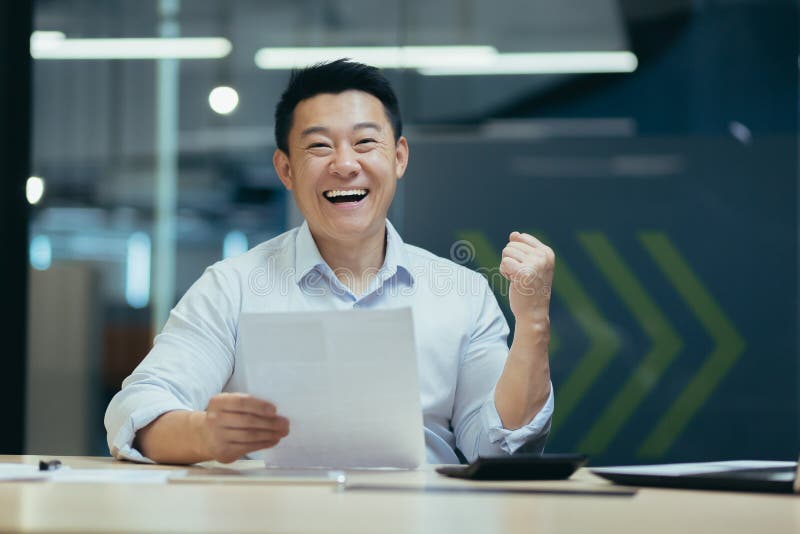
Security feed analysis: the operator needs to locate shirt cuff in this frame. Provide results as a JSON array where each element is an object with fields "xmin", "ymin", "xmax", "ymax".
[
  {"xmin": 107, "ymin": 398, "xmax": 191, "ymax": 463},
  {"xmin": 482, "ymin": 382, "xmax": 554, "ymax": 454}
]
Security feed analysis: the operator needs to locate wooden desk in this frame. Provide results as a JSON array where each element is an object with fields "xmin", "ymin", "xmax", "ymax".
[{"xmin": 0, "ymin": 455, "xmax": 797, "ymax": 533}]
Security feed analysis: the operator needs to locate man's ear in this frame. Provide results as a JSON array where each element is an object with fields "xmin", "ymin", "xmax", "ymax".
[
  {"xmin": 395, "ymin": 136, "xmax": 409, "ymax": 179},
  {"xmin": 273, "ymin": 149, "xmax": 293, "ymax": 190}
]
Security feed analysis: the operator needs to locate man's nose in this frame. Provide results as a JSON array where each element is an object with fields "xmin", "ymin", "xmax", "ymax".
[{"xmin": 329, "ymin": 146, "xmax": 361, "ymax": 178}]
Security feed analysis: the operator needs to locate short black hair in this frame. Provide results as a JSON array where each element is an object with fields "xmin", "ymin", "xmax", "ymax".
[{"xmin": 274, "ymin": 59, "xmax": 402, "ymax": 153}]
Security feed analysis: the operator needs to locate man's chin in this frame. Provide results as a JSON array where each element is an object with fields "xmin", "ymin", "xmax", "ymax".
[{"xmin": 315, "ymin": 219, "xmax": 385, "ymax": 242}]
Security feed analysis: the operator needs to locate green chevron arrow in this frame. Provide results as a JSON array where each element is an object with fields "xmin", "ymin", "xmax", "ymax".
[
  {"xmin": 524, "ymin": 230, "xmax": 621, "ymax": 437},
  {"xmin": 577, "ymin": 232, "xmax": 683, "ymax": 454},
  {"xmin": 549, "ymin": 256, "xmax": 621, "ymax": 436},
  {"xmin": 637, "ymin": 232, "xmax": 746, "ymax": 457},
  {"xmin": 456, "ymin": 231, "xmax": 559, "ymax": 355}
]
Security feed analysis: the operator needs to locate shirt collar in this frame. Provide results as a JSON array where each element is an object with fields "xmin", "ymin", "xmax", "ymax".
[
  {"xmin": 294, "ymin": 220, "xmax": 327, "ymax": 283},
  {"xmin": 384, "ymin": 219, "xmax": 415, "ymax": 285},
  {"xmin": 293, "ymin": 219, "xmax": 415, "ymax": 285}
]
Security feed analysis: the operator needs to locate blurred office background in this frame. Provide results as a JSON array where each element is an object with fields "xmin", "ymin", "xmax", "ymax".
[{"xmin": 0, "ymin": 0, "xmax": 795, "ymax": 464}]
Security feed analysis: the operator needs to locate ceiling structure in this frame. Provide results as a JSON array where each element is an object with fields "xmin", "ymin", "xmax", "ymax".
[{"xmin": 27, "ymin": 0, "xmax": 691, "ymax": 301}]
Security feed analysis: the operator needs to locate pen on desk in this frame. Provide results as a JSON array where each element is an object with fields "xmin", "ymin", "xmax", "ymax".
[{"xmin": 39, "ymin": 459, "xmax": 62, "ymax": 472}]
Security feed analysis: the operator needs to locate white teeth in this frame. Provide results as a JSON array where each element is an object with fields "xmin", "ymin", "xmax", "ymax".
[{"xmin": 324, "ymin": 189, "xmax": 367, "ymax": 198}]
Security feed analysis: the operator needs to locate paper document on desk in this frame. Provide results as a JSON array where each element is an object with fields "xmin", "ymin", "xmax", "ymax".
[
  {"xmin": 49, "ymin": 468, "xmax": 180, "ymax": 484},
  {"xmin": 237, "ymin": 308, "xmax": 425, "ymax": 469},
  {"xmin": 0, "ymin": 463, "xmax": 48, "ymax": 481},
  {"xmin": 591, "ymin": 460, "xmax": 797, "ymax": 477},
  {"xmin": 591, "ymin": 460, "xmax": 799, "ymax": 493},
  {"xmin": 0, "ymin": 463, "xmax": 179, "ymax": 484}
]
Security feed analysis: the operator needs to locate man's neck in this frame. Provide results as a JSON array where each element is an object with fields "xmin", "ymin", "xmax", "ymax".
[{"xmin": 313, "ymin": 226, "xmax": 387, "ymax": 296}]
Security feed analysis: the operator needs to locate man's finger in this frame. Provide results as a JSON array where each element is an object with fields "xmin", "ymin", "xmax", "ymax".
[
  {"xmin": 510, "ymin": 231, "xmax": 546, "ymax": 249},
  {"xmin": 505, "ymin": 241, "xmax": 535, "ymax": 255},
  {"xmin": 223, "ymin": 428, "xmax": 288, "ymax": 444},
  {"xmin": 502, "ymin": 245, "xmax": 528, "ymax": 263},
  {"xmin": 500, "ymin": 256, "xmax": 523, "ymax": 276},
  {"xmin": 214, "ymin": 394, "xmax": 277, "ymax": 416},
  {"xmin": 219, "ymin": 413, "xmax": 290, "ymax": 433},
  {"xmin": 503, "ymin": 256, "xmax": 539, "ymax": 280}
]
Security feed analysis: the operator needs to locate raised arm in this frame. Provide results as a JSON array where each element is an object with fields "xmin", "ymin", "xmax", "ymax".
[{"xmin": 495, "ymin": 231, "xmax": 554, "ymax": 428}]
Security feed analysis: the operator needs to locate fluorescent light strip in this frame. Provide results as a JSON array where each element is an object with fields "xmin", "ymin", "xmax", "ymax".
[
  {"xmin": 32, "ymin": 31, "xmax": 66, "ymax": 41},
  {"xmin": 421, "ymin": 51, "xmax": 638, "ymax": 75},
  {"xmin": 254, "ymin": 46, "xmax": 497, "ymax": 70},
  {"xmin": 254, "ymin": 46, "xmax": 637, "ymax": 75},
  {"xmin": 31, "ymin": 33, "xmax": 232, "ymax": 59}
]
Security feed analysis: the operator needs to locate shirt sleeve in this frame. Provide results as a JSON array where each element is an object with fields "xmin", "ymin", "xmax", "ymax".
[
  {"xmin": 452, "ymin": 274, "xmax": 554, "ymax": 462},
  {"xmin": 103, "ymin": 264, "xmax": 240, "ymax": 462}
]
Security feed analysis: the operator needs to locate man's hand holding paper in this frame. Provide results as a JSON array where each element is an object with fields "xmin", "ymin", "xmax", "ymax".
[{"xmin": 199, "ymin": 393, "xmax": 290, "ymax": 464}]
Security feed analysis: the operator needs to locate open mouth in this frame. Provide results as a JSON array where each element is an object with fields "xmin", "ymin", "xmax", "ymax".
[{"xmin": 323, "ymin": 188, "xmax": 369, "ymax": 204}]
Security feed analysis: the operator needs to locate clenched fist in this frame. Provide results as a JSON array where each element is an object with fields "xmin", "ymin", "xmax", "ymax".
[{"xmin": 499, "ymin": 231, "xmax": 555, "ymax": 325}]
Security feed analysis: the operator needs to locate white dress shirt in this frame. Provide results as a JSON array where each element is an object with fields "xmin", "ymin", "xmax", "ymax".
[{"xmin": 105, "ymin": 220, "xmax": 553, "ymax": 464}]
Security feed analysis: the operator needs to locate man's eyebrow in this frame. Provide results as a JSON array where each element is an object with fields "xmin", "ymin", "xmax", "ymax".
[
  {"xmin": 300, "ymin": 126, "xmax": 329, "ymax": 138},
  {"xmin": 353, "ymin": 122, "xmax": 382, "ymax": 132},
  {"xmin": 299, "ymin": 122, "xmax": 382, "ymax": 138}
]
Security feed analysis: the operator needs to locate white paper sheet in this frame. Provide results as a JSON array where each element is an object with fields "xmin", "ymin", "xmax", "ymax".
[
  {"xmin": 170, "ymin": 468, "xmax": 347, "ymax": 485},
  {"xmin": 0, "ymin": 463, "xmax": 179, "ymax": 484},
  {"xmin": 49, "ymin": 468, "xmax": 180, "ymax": 484},
  {"xmin": 0, "ymin": 463, "xmax": 48, "ymax": 481},
  {"xmin": 237, "ymin": 308, "xmax": 425, "ymax": 469}
]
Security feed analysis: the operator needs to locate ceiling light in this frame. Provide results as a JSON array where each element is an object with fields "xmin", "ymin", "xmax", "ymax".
[
  {"xmin": 209, "ymin": 86, "xmax": 239, "ymax": 115},
  {"xmin": 420, "ymin": 51, "xmax": 638, "ymax": 75},
  {"xmin": 254, "ymin": 46, "xmax": 497, "ymax": 70},
  {"xmin": 26, "ymin": 176, "xmax": 45, "ymax": 205},
  {"xmin": 31, "ymin": 32, "xmax": 232, "ymax": 60},
  {"xmin": 253, "ymin": 46, "xmax": 637, "ymax": 75}
]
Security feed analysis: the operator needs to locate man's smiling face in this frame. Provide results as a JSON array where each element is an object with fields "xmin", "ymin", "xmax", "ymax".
[{"xmin": 273, "ymin": 90, "xmax": 409, "ymax": 245}]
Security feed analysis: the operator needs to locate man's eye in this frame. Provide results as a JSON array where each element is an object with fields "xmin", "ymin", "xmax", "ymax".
[
  {"xmin": 308, "ymin": 143, "xmax": 331, "ymax": 149},
  {"xmin": 357, "ymin": 138, "xmax": 377, "ymax": 145}
]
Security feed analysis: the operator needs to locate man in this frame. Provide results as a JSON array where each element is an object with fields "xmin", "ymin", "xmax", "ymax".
[{"xmin": 105, "ymin": 59, "xmax": 554, "ymax": 465}]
